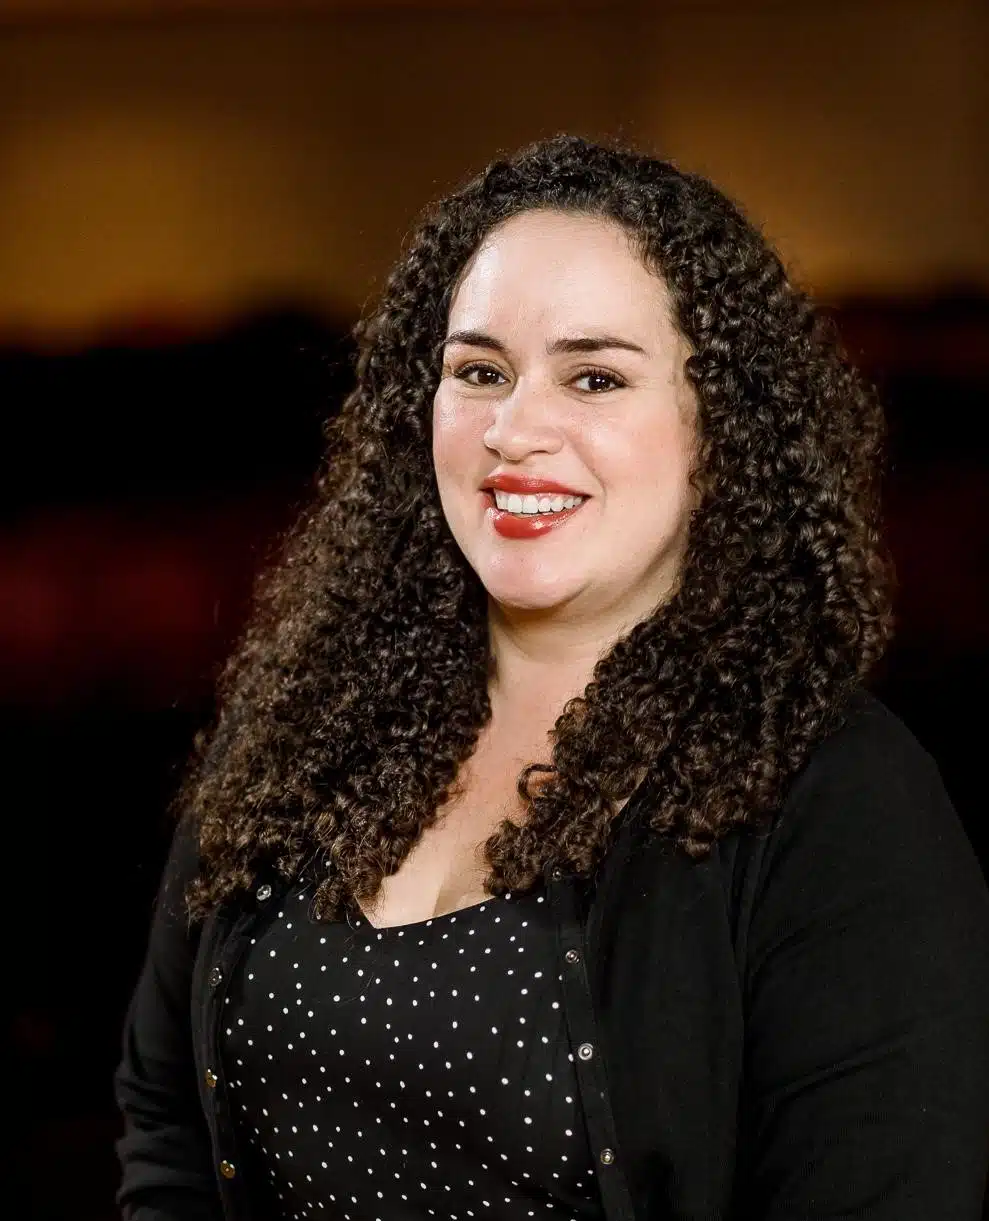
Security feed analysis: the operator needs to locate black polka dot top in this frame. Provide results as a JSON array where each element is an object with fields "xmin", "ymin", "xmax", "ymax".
[{"xmin": 221, "ymin": 882, "xmax": 605, "ymax": 1221}]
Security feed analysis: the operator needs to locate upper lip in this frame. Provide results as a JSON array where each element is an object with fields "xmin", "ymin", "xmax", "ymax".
[{"xmin": 481, "ymin": 473, "xmax": 587, "ymax": 497}]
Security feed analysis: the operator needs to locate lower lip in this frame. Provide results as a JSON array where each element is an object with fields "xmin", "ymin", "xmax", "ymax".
[{"xmin": 482, "ymin": 492, "xmax": 587, "ymax": 539}]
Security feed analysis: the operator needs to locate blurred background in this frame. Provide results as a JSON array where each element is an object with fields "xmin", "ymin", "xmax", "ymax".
[{"xmin": 1, "ymin": 1, "xmax": 986, "ymax": 1217}]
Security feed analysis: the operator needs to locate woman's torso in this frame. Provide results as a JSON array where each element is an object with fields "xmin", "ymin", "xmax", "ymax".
[{"xmin": 221, "ymin": 877, "xmax": 604, "ymax": 1220}]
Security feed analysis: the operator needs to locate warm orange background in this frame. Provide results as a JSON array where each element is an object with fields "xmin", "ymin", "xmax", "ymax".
[{"xmin": 0, "ymin": 0, "xmax": 987, "ymax": 339}]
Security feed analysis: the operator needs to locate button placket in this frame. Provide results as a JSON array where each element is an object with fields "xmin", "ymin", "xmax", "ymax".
[
  {"xmin": 199, "ymin": 905, "xmax": 270, "ymax": 1215},
  {"xmin": 548, "ymin": 870, "xmax": 636, "ymax": 1219}
]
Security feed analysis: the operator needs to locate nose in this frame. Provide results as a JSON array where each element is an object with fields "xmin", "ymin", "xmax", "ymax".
[{"xmin": 483, "ymin": 382, "xmax": 563, "ymax": 461}]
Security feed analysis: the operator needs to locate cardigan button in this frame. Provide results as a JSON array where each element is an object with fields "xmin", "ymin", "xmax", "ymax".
[
  {"xmin": 599, "ymin": 1148, "xmax": 616, "ymax": 1165},
  {"xmin": 564, "ymin": 948, "xmax": 580, "ymax": 964},
  {"xmin": 577, "ymin": 1042, "xmax": 594, "ymax": 1061},
  {"xmin": 219, "ymin": 1159, "xmax": 236, "ymax": 1179},
  {"xmin": 549, "ymin": 868, "xmax": 563, "ymax": 882},
  {"xmin": 256, "ymin": 883, "xmax": 272, "ymax": 902},
  {"xmin": 207, "ymin": 966, "xmax": 223, "ymax": 988},
  {"xmin": 204, "ymin": 1068, "xmax": 218, "ymax": 1089}
]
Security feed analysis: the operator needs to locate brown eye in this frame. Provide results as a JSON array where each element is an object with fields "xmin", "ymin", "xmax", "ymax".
[
  {"xmin": 457, "ymin": 363, "xmax": 507, "ymax": 387},
  {"xmin": 574, "ymin": 368, "xmax": 625, "ymax": 393}
]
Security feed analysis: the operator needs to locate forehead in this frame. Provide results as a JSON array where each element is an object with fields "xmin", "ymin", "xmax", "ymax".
[{"xmin": 448, "ymin": 209, "xmax": 669, "ymax": 337}]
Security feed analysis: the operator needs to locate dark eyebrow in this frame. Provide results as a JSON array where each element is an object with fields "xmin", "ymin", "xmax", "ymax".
[
  {"xmin": 439, "ymin": 330, "xmax": 509, "ymax": 357},
  {"xmin": 438, "ymin": 330, "xmax": 647, "ymax": 358},
  {"xmin": 546, "ymin": 334, "xmax": 647, "ymax": 357}
]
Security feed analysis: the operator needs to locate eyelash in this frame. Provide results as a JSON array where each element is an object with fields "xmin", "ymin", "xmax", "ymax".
[{"xmin": 453, "ymin": 361, "xmax": 627, "ymax": 393}]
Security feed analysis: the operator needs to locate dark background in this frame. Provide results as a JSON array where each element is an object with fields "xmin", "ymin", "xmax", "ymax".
[{"xmin": 1, "ymin": 3, "xmax": 986, "ymax": 1218}]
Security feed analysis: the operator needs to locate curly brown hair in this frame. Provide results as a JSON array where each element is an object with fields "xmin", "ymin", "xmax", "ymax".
[{"xmin": 183, "ymin": 134, "xmax": 893, "ymax": 922}]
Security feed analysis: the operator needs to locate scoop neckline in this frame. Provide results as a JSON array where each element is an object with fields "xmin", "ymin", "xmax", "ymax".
[{"xmin": 352, "ymin": 891, "xmax": 514, "ymax": 934}]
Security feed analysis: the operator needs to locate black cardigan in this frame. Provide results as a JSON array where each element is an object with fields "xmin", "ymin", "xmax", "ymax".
[{"xmin": 115, "ymin": 692, "xmax": 989, "ymax": 1219}]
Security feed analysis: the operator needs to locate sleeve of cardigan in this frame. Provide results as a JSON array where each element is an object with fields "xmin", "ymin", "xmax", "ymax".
[
  {"xmin": 114, "ymin": 819, "xmax": 223, "ymax": 1221},
  {"xmin": 736, "ymin": 697, "xmax": 989, "ymax": 1220}
]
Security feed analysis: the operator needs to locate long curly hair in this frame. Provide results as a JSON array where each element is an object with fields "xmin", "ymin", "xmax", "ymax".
[{"xmin": 184, "ymin": 135, "xmax": 893, "ymax": 922}]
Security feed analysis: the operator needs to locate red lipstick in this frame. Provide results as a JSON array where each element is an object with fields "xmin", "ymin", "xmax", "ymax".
[
  {"xmin": 481, "ymin": 473, "xmax": 586, "ymax": 496},
  {"xmin": 480, "ymin": 472, "xmax": 589, "ymax": 540},
  {"xmin": 488, "ymin": 500, "xmax": 585, "ymax": 539}
]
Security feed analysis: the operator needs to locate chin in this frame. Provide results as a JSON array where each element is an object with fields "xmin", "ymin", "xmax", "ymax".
[
  {"xmin": 491, "ymin": 593, "xmax": 564, "ymax": 614},
  {"xmin": 482, "ymin": 575, "xmax": 583, "ymax": 614}
]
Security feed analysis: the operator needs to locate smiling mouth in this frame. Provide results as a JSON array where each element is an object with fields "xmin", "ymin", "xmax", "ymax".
[
  {"xmin": 481, "ymin": 489, "xmax": 588, "ymax": 539},
  {"xmin": 484, "ymin": 489, "xmax": 587, "ymax": 516}
]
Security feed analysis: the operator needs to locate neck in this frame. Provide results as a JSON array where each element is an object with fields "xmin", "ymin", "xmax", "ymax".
[{"xmin": 485, "ymin": 595, "xmax": 637, "ymax": 724}]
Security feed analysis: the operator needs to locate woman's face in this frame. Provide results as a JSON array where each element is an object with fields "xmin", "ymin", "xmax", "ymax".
[{"xmin": 432, "ymin": 208, "xmax": 697, "ymax": 625}]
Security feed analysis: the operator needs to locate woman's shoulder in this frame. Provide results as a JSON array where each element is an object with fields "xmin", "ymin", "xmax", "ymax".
[
  {"xmin": 153, "ymin": 813, "xmax": 203, "ymax": 925},
  {"xmin": 754, "ymin": 686, "xmax": 985, "ymax": 918},
  {"xmin": 793, "ymin": 686, "xmax": 939, "ymax": 793},
  {"xmin": 778, "ymin": 686, "xmax": 950, "ymax": 843}
]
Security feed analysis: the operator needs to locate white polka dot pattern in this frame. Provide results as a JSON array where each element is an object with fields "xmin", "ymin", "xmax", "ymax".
[{"xmin": 221, "ymin": 885, "xmax": 603, "ymax": 1220}]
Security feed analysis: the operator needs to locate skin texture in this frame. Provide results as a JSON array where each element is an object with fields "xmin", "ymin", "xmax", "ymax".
[
  {"xmin": 433, "ymin": 210, "xmax": 698, "ymax": 711},
  {"xmin": 183, "ymin": 137, "xmax": 892, "ymax": 923}
]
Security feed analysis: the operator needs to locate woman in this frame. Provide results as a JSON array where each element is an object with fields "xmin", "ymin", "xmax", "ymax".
[{"xmin": 115, "ymin": 136, "xmax": 989, "ymax": 1221}]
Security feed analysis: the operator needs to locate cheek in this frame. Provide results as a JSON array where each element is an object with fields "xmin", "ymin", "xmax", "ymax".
[
  {"xmin": 431, "ymin": 389, "xmax": 482, "ymax": 478},
  {"xmin": 430, "ymin": 392, "xmax": 454, "ymax": 477},
  {"xmin": 587, "ymin": 410, "xmax": 690, "ymax": 483},
  {"xmin": 595, "ymin": 415, "xmax": 697, "ymax": 521}
]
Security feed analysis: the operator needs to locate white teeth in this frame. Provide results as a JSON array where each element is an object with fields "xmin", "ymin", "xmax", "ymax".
[{"xmin": 492, "ymin": 490, "xmax": 584, "ymax": 515}]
